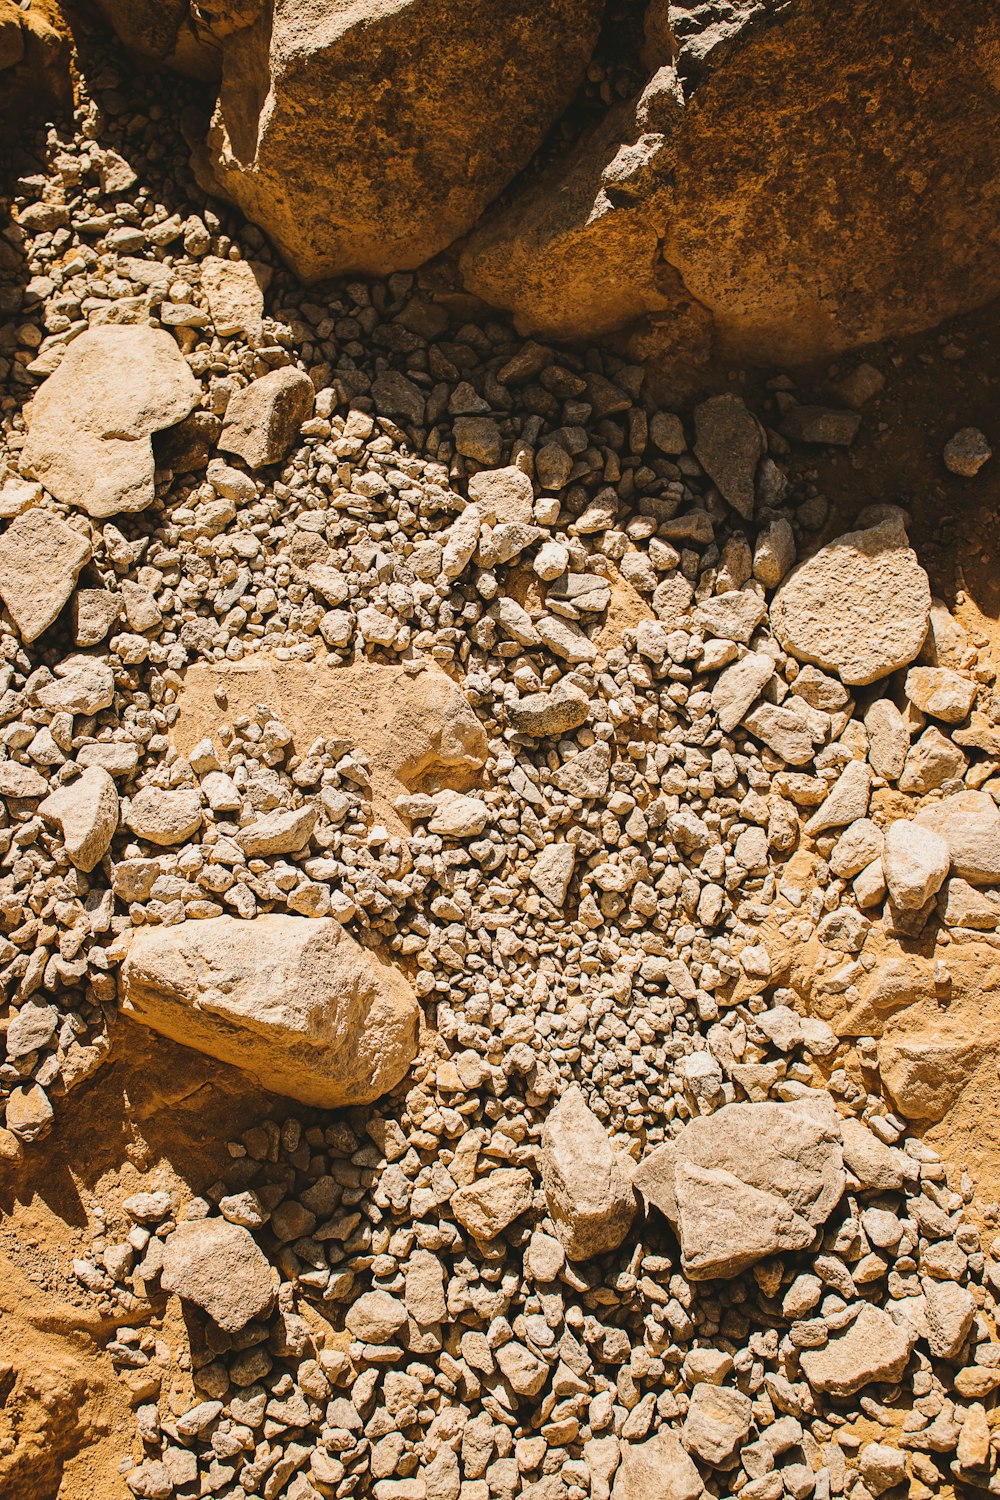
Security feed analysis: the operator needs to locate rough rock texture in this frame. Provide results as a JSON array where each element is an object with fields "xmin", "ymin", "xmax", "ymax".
[
  {"xmin": 634, "ymin": 1094, "xmax": 844, "ymax": 1278},
  {"xmin": 461, "ymin": 0, "xmax": 1000, "ymax": 364},
  {"xmin": 539, "ymin": 1086, "xmax": 637, "ymax": 1260},
  {"xmin": 0, "ymin": 507, "xmax": 91, "ymax": 643},
  {"xmin": 799, "ymin": 1303, "xmax": 915, "ymax": 1397},
  {"xmin": 39, "ymin": 767, "xmax": 119, "ymax": 872},
  {"xmin": 770, "ymin": 519, "xmax": 930, "ymax": 685},
  {"xmin": 120, "ymin": 915, "xmax": 419, "ymax": 1107},
  {"xmin": 21, "ymin": 326, "xmax": 200, "ymax": 517},
  {"xmin": 217, "ymin": 366, "xmax": 315, "ymax": 469},
  {"xmin": 612, "ymin": 1431, "xmax": 703, "ymax": 1500},
  {"xmin": 915, "ymin": 791, "xmax": 1000, "ymax": 884},
  {"xmin": 160, "ymin": 1219, "xmax": 275, "ymax": 1332},
  {"xmin": 204, "ymin": 0, "xmax": 604, "ymax": 280}
]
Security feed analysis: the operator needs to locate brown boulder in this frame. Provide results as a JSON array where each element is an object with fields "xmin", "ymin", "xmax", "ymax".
[
  {"xmin": 462, "ymin": 0, "xmax": 1000, "ymax": 364},
  {"xmin": 204, "ymin": 0, "xmax": 605, "ymax": 280}
]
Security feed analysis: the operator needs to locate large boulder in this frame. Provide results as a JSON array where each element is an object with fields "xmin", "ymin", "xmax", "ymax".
[
  {"xmin": 634, "ymin": 1093, "xmax": 844, "ymax": 1279},
  {"xmin": 461, "ymin": 0, "xmax": 1000, "ymax": 364},
  {"xmin": 204, "ymin": 0, "xmax": 605, "ymax": 280},
  {"xmin": 21, "ymin": 326, "xmax": 200, "ymax": 518},
  {"xmin": 120, "ymin": 915, "xmax": 419, "ymax": 1107}
]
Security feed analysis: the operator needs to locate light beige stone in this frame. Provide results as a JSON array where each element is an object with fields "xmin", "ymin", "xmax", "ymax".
[
  {"xmin": 540, "ymin": 1086, "xmax": 636, "ymax": 1261},
  {"xmin": 218, "ymin": 366, "xmax": 315, "ymax": 470},
  {"xmin": 21, "ymin": 326, "xmax": 199, "ymax": 517},
  {"xmin": 200, "ymin": 255, "xmax": 268, "ymax": 339},
  {"xmin": 452, "ymin": 1168, "xmax": 534, "ymax": 1240},
  {"xmin": 905, "ymin": 665, "xmax": 976, "ymax": 723},
  {"xmin": 915, "ymin": 791, "xmax": 1000, "ymax": 884},
  {"xmin": 771, "ymin": 520, "xmax": 930, "ymax": 685},
  {"xmin": 120, "ymin": 914, "xmax": 419, "ymax": 1108},
  {"xmin": 39, "ymin": 766, "xmax": 119, "ymax": 872},
  {"xmin": 882, "ymin": 820, "xmax": 950, "ymax": 910},
  {"xmin": 612, "ymin": 1432, "xmax": 703, "ymax": 1500},
  {"xmin": 161, "ymin": 1219, "xmax": 275, "ymax": 1332},
  {"xmin": 800, "ymin": 1303, "xmax": 914, "ymax": 1396},
  {"xmin": 0, "ymin": 508, "xmax": 91, "ymax": 643}
]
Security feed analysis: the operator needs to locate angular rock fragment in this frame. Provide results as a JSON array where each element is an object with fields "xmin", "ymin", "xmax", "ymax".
[
  {"xmin": 612, "ymin": 1432, "xmax": 703, "ymax": 1500},
  {"xmin": 530, "ymin": 843, "xmax": 576, "ymax": 906},
  {"xmin": 160, "ymin": 1219, "xmax": 275, "ymax": 1332},
  {"xmin": 0, "ymin": 508, "xmax": 91, "ymax": 643},
  {"xmin": 682, "ymin": 1382, "xmax": 753, "ymax": 1468},
  {"xmin": 506, "ymin": 681, "xmax": 590, "ymax": 736},
  {"xmin": 21, "ymin": 326, "xmax": 199, "ymax": 517},
  {"xmin": 635, "ymin": 1094, "xmax": 843, "ymax": 1279},
  {"xmin": 904, "ymin": 665, "xmax": 976, "ymax": 723},
  {"xmin": 771, "ymin": 519, "xmax": 930, "ymax": 685},
  {"xmin": 915, "ymin": 791, "xmax": 1000, "ymax": 884},
  {"xmin": 780, "ymin": 405, "xmax": 860, "ymax": 446},
  {"xmin": 693, "ymin": 393, "xmax": 764, "ymax": 519},
  {"xmin": 120, "ymin": 915, "xmax": 419, "ymax": 1108},
  {"xmin": 882, "ymin": 821, "xmax": 949, "ymax": 910},
  {"xmin": 877, "ymin": 1035, "xmax": 978, "ymax": 1122},
  {"xmin": 800, "ymin": 1303, "xmax": 914, "ymax": 1396},
  {"xmin": 126, "ymin": 787, "xmax": 203, "ymax": 847},
  {"xmin": 540, "ymin": 1087, "xmax": 636, "ymax": 1260},
  {"xmin": 452, "ymin": 1168, "xmax": 533, "ymax": 1240},
  {"xmin": 218, "ymin": 367, "xmax": 315, "ymax": 469},
  {"xmin": 200, "ymin": 255, "xmax": 267, "ymax": 340},
  {"xmin": 39, "ymin": 766, "xmax": 119, "ymax": 872}
]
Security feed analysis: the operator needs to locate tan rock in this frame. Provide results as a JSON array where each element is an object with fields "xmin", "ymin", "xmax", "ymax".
[
  {"xmin": 635, "ymin": 1094, "xmax": 843, "ymax": 1279},
  {"xmin": 206, "ymin": 0, "xmax": 603, "ymax": 280},
  {"xmin": 161, "ymin": 1219, "xmax": 275, "ymax": 1333},
  {"xmin": 877, "ymin": 1034, "xmax": 979, "ymax": 1122},
  {"xmin": 21, "ymin": 326, "xmax": 199, "ymax": 518},
  {"xmin": 904, "ymin": 665, "xmax": 976, "ymax": 723},
  {"xmin": 126, "ymin": 787, "xmax": 203, "ymax": 847},
  {"xmin": 864, "ymin": 698, "xmax": 909, "ymax": 781},
  {"xmin": 171, "ymin": 657, "xmax": 487, "ymax": 837},
  {"xmin": 39, "ymin": 766, "xmax": 119, "ymax": 872},
  {"xmin": 540, "ymin": 1086, "xmax": 637, "ymax": 1261},
  {"xmin": 693, "ymin": 393, "xmax": 764, "ymax": 520},
  {"xmin": 120, "ymin": 914, "xmax": 419, "ymax": 1108},
  {"xmin": 462, "ymin": 3, "xmax": 1000, "ymax": 365},
  {"xmin": 682, "ymin": 1383, "xmax": 752, "ymax": 1469},
  {"xmin": 467, "ymin": 466, "xmax": 534, "ymax": 525},
  {"xmin": 612, "ymin": 1432, "xmax": 703, "ymax": 1500},
  {"xmin": 915, "ymin": 791, "xmax": 1000, "ymax": 885},
  {"xmin": 771, "ymin": 520, "xmax": 930, "ymax": 686},
  {"xmin": 452, "ymin": 1167, "xmax": 533, "ymax": 1240},
  {"xmin": 898, "ymin": 725, "xmax": 966, "ymax": 794},
  {"xmin": 218, "ymin": 366, "xmax": 314, "ymax": 470},
  {"xmin": 882, "ymin": 821, "xmax": 950, "ymax": 911},
  {"xmin": 200, "ymin": 255, "xmax": 268, "ymax": 339},
  {"xmin": 0, "ymin": 508, "xmax": 91, "ymax": 643},
  {"xmin": 800, "ymin": 1303, "xmax": 914, "ymax": 1397}
]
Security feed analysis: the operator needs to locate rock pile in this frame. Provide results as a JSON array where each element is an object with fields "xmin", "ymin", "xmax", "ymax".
[{"xmin": 2, "ymin": 46, "xmax": 1000, "ymax": 1500}]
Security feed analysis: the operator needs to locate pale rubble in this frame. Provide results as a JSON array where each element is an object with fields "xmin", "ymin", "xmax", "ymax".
[{"xmin": 0, "ymin": 507, "xmax": 91, "ymax": 643}]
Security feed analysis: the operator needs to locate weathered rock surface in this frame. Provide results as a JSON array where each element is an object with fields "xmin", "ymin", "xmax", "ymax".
[
  {"xmin": 452, "ymin": 1167, "xmax": 534, "ymax": 1240},
  {"xmin": 205, "ymin": 0, "xmax": 604, "ymax": 281},
  {"xmin": 612, "ymin": 1432, "xmax": 703, "ymax": 1500},
  {"xmin": 800, "ymin": 1303, "xmax": 915, "ymax": 1396},
  {"xmin": 160, "ymin": 1219, "xmax": 275, "ymax": 1332},
  {"xmin": 462, "ymin": 0, "xmax": 1000, "ymax": 365},
  {"xmin": 0, "ymin": 507, "xmax": 91, "ymax": 643},
  {"xmin": 882, "ymin": 821, "xmax": 950, "ymax": 911},
  {"xmin": 771, "ymin": 519, "xmax": 930, "ymax": 685},
  {"xmin": 217, "ymin": 367, "xmax": 314, "ymax": 469},
  {"xmin": 540, "ymin": 1087, "xmax": 636, "ymax": 1260},
  {"xmin": 21, "ymin": 326, "xmax": 199, "ymax": 517},
  {"xmin": 634, "ymin": 1094, "xmax": 843, "ymax": 1278},
  {"xmin": 915, "ymin": 791, "xmax": 1000, "ymax": 885},
  {"xmin": 120, "ymin": 915, "xmax": 419, "ymax": 1107},
  {"xmin": 693, "ymin": 394, "xmax": 764, "ymax": 520},
  {"xmin": 39, "ymin": 767, "xmax": 119, "ymax": 872},
  {"xmin": 877, "ymin": 1035, "xmax": 979, "ymax": 1122}
]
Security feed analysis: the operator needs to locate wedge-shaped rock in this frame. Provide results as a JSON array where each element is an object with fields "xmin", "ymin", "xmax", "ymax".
[
  {"xmin": 39, "ymin": 766, "xmax": 118, "ymax": 872},
  {"xmin": 0, "ymin": 508, "xmax": 91, "ymax": 642},
  {"xmin": 771, "ymin": 518, "xmax": 930, "ymax": 686},
  {"xmin": 915, "ymin": 791, "xmax": 1000, "ymax": 885},
  {"xmin": 540, "ymin": 1086, "xmax": 637, "ymax": 1261},
  {"xmin": 635, "ymin": 1094, "xmax": 844, "ymax": 1279},
  {"xmin": 218, "ymin": 367, "xmax": 314, "ymax": 470},
  {"xmin": 161, "ymin": 1219, "xmax": 274, "ymax": 1333},
  {"xmin": 120, "ymin": 915, "xmax": 419, "ymax": 1108},
  {"xmin": 21, "ymin": 326, "xmax": 199, "ymax": 517}
]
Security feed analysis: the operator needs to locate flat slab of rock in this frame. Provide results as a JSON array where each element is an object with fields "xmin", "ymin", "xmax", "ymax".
[
  {"xmin": 200, "ymin": 255, "xmax": 268, "ymax": 339},
  {"xmin": 21, "ymin": 326, "xmax": 199, "ymax": 517},
  {"xmin": 0, "ymin": 507, "xmax": 91, "ymax": 643},
  {"xmin": 634, "ymin": 1094, "xmax": 844, "ymax": 1279},
  {"xmin": 160, "ymin": 1218, "xmax": 275, "ymax": 1332},
  {"xmin": 171, "ymin": 656, "xmax": 487, "ymax": 836},
  {"xmin": 612, "ymin": 1432, "xmax": 703, "ymax": 1500},
  {"xmin": 452, "ymin": 1167, "xmax": 533, "ymax": 1240},
  {"xmin": 883, "ymin": 820, "xmax": 950, "ymax": 910},
  {"xmin": 800, "ymin": 1302, "xmax": 915, "ymax": 1396},
  {"xmin": 218, "ymin": 367, "xmax": 315, "ymax": 470},
  {"xmin": 770, "ymin": 519, "xmax": 930, "ymax": 685},
  {"xmin": 120, "ymin": 915, "xmax": 419, "ymax": 1108},
  {"xmin": 540, "ymin": 1086, "xmax": 636, "ymax": 1260}
]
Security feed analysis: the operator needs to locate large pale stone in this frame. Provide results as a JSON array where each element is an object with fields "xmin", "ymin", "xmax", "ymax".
[
  {"xmin": 770, "ymin": 520, "xmax": 931, "ymax": 685},
  {"xmin": 634, "ymin": 1094, "xmax": 843, "ymax": 1279},
  {"xmin": 120, "ymin": 915, "xmax": 420, "ymax": 1108},
  {"xmin": 205, "ymin": 0, "xmax": 603, "ymax": 281},
  {"xmin": 0, "ymin": 508, "xmax": 90, "ymax": 643},
  {"xmin": 612, "ymin": 1432, "xmax": 703, "ymax": 1500},
  {"xmin": 200, "ymin": 256, "xmax": 268, "ymax": 340},
  {"xmin": 540, "ymin": 1086, "xmax": 637, "ymax": 1261},
  {"xmin": 882, "ymin": 821, "xmax": 950, "ymax": 910},
  {"xmin": 160, "ymin": 1219, "xmax": 275, "ymax": 1332},
  {"xmin": 800, "ymin": 1303, "xmax": 914, "ymax": 1396},
  {"xmin": 877, "ymin": 1035, "xmax": 979, "ymax": 1123},
  {"xmin": 21, "ymin": 326, "xmax": 199, "ymax": 517}
]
